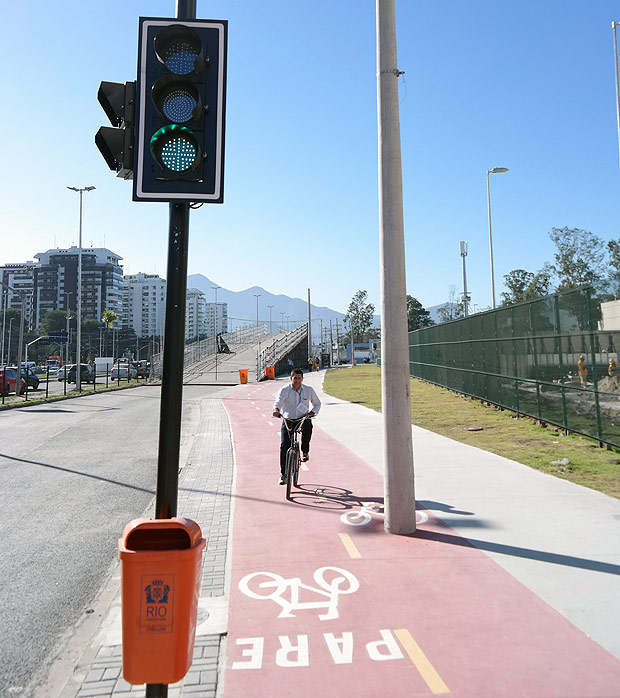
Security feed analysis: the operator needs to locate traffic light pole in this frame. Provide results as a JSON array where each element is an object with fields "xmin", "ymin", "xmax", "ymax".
[
  {"xmin": 149, "ymin": 2, "xmax": 195, "ymax": 694},
  {"xmin": 149, "ymin": 204, "xmax": 189, "ymax": 698}
]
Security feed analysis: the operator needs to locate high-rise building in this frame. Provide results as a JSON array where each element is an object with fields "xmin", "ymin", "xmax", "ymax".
[
  {"xmin": 0, "ymin": 263, "xmax": 36, "ymax": 329},
  {"xmin": 185, "ymin": 288, "xmax": 207, "ymax": 340},
  {"xmin": 206, "ymin": 302, "xmax": 228, "ymax": 336},
  {"xmin": 121, "ymin": 273, "xmax": 167, "ymax": 337},
  {"xmin": 33, "ymin": 247, "xmax": 123, "ymax": 326}
]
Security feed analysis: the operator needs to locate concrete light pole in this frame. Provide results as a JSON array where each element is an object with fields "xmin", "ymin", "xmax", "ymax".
[
  {"xmin": 253, "ymin": 294, "xmax": 260, "ymax": 326},
  {"xmin": 67, "ymin": 185, "xmax": 95, "ymax": 391},
  {"xmin": 460, "ymin": 241, "xmax": 470, "ymax": 316},
  {"xmin": 486, "ymin": 168, "xmax": 508, "ymax": 309},
  {"xmin": 268, "ymin": 305, "xmax": 274, "ymax": 334},
  {"xmin": 613, "ymin": 21, "xmax": 620, "ymax": 172},
  {"xmin": 377, "ymin": 0, "xmax": 416, "ymax": 534}
]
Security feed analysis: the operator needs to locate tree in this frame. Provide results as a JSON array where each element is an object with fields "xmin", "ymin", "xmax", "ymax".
[
  {"xmin": 101, "ymin": 311, "xmax": 119, "ymax": 328},
  {"xmin": 501, "ymin": 265, "xmax": 553, "ymax": 305},
  {"xmin": 39, "ymin": 309, "xmax": 70, "ymax": 334},
  {"xmin": 606, "ymin": 238, "xmax": 620, "ymax": 298},
  {"xmin": 436, "ymin": 285, "xmax": 464, "ymax": 323},
  {"xmin": 406, "ymin": 295, "xmax": 434, "ymax": 331},
  {"xmin": 343, "ymin": 290, "xmax": 375, "ymax": 343},
  {"xmin": 549, "ymin": 227, "xmax": 605, "ymax": 290}
]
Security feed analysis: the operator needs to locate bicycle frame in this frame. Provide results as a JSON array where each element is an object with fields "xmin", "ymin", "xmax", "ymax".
[{"xmin": 282, "ymin": 413, "xmax": 312, "ymax": 500}]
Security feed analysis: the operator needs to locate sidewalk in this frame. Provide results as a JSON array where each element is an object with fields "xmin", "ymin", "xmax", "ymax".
[{"xmin": 51, "ymin": 368, "xmax": 620, "ymax": 697}]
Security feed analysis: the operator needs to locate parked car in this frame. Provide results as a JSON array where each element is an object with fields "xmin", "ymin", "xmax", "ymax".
[
  {"xmin": 15, "ymin": 366, "xmax": 40, "ymax": 390},
  {"xmin": 136, "ymin": 360, "xmax": 150, "ymax": 378},
  {"xmin": 57, "ymin": 365, "xmax": 71, "ymax": 381},
  {"xmin": 67, "ymin": 364, "xmax": 95, "ymax": 384},
  {"xmin": 111, "ymin": 361, "xmax": 137, "ymax": 380},
  {"xmin": 0, "ymin": 368, "xmax": 26, "ymax": 396}
]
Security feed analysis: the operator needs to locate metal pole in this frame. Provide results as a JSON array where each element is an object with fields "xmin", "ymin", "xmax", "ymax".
[
  {"xmin": 460, "ymin": 241, "xmax": 469, "ymax": 316},
  {"xmin": 16, "ymin": 297, "xmax": 26, "ymax": 398},
  {"xmin": 377, "ymin": 0, "xmax": 416, "ymax": 534},
  {"xmin": 1, "ymin": 289, "xmax": 6, "ymax": 366},
  {"xmin": 268, "ymin": 305, "xmax": 274, "ymax": 334},
  {"xmin": 486, "ymin": 170, "xmax": 496, "ymax": 309},
  {"xmin": 254, "ymin": 294, "xmax": 260, "ymax": 326},
  {"xmin": 613, "ymin": 21, "xmax": 620, "ymax": 172},
  {"xmin": 307, "ymin": 288, "xmax": 312, "ymax": 361}
]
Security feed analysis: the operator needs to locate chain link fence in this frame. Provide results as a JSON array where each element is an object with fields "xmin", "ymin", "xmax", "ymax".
[{"xmin": 408, "ymin": 287, "xmax": 620, "ymax": 447}]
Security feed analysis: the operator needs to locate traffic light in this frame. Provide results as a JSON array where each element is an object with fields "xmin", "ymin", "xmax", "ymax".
[
  {"xmin": 133, "ymin": 17, "xmax": 228, "ymax": 204},
  {"xmin": 95, "ymin": 81, "xmax": 136, "ymax": 180}
]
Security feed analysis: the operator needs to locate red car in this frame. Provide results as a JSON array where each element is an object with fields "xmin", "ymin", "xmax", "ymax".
[{"xmin": 0, "ymin": 367, "xmax": 26, "ymax": 396}]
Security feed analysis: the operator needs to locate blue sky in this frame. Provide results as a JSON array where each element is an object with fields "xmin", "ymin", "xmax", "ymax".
[{"xmin": 2, "ymin": 1, "xmax": 620, "ymax": 315}]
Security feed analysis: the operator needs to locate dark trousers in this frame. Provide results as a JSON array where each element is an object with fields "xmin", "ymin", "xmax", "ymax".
[{"xmin": 280, "ymin": 419, "xmax": 313, "ymax": 475}]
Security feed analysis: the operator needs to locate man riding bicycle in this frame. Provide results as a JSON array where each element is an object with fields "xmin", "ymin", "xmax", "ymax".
[{"xmin": 272, "ymin": 368, "xmax": 321, "ymax": 485}]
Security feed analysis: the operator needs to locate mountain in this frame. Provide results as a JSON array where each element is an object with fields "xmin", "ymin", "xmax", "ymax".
[{"xmin": 187, "ymin": 274, "xmax": 356, "ymax": 334}]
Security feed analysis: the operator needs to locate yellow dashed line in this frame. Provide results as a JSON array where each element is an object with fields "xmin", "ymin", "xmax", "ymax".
[
  {"xmin": 338, "ymin": 533, "xmax": 362, "ymax": 559},
  {"xmin": 394, "ymin": 628, "xmax": 449, "ymax": 694}
]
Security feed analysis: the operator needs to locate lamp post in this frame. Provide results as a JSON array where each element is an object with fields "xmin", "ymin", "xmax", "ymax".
[
  {"xmin": 267, "ymin": 305, "xmax": 274, "ymax": 334},
  {"xmin": 7, "ymin": 318, "xmax": 14, "ymax": 365},
  {"xmin": 0, "ymin": 288, "xmax": 6, "ymax": 366},
  {"xmin": 254, "ymin": 294, "xmax": 260, "ymax": 326},
  {"xmin": 460, "ymin": 241, "xmax": 470, "ymax": 316},
  {"xmin": 64, "ymin": 292, "xmax": 73, "ymax": 370},
  {"xmin": 613, "ymin": 22, "xmax": 620, "ymax": 172},
  {"xmin": 486, "ymin": 167, "xmax": 508, "ymax": 309},
  {"xmin": 67, "ymin": 185, "xmax": 95, "ymax": 391}
]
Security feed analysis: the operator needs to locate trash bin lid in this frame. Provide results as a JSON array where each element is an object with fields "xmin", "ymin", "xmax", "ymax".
[{"xmin": 120, "ymin": 517, "xmax": 204, "ymax": 552}]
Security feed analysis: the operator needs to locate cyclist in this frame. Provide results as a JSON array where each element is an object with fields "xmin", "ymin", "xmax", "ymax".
[{"xmin": 272, "ymin": 368, "xmax": 321, "ymax": 485}]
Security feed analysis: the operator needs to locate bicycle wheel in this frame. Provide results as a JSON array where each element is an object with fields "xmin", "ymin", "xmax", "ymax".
[{"xmin": 285, "ymin": 447, "xmax": 296, "ymax": 500}]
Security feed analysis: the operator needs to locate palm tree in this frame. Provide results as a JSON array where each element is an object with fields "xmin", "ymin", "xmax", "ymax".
[{"xmin": 101, "ymin": 311, "xmax": 119, "ymax": 356}]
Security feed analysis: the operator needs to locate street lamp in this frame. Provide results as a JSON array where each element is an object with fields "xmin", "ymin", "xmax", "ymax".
[
  {"xmin": 486, "ymin": 167, "xmax": 508, "ymax": 309},
  {"xmin": 267, "ymin": 305, "xmax": 274, "ymax": 334},
  {"xmin": 613, "ymin": 22, "xmax": 620, "ymax": 172},
  {"xmin": 254, "ymin": 294, "xmax": 261, "ymax": 326},
  {"xmin": 67, "ymin": 185, "xmax": 95, "ymax": 391},
  {"xmin": 7, "ymin": 317, "xmax": 15, "ymax": 365}
]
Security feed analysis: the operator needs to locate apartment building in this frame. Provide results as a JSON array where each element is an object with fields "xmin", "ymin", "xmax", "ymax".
[
  {"xmin": 33, "ymin": 247, "xmax": 123, "ymax": 326},
  {"xmin": 121, "ymin": 273, "xmax": 167, "ymax": 337},
  {"xmin": 185, "ymin": 288, "xmax": 207, "ymax": 340}
]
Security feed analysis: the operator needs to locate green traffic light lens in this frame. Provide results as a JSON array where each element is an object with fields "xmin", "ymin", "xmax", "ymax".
[
  {"xmin": 150, "ymin": 125, "xmax": 200, "ymax": 174},
  {"xmin": 161, "ymin": 137, "xmax": 197, "ymax": 171}
]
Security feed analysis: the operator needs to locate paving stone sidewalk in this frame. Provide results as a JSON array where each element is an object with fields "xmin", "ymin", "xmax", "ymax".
[{"xmin": 58, "ymin": 395, "xmax": 235, "ymax": 698}]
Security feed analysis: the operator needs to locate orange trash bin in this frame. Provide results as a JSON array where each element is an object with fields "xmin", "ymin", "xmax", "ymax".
[
  {"xmin": 266, "ymin": 366, "xmax": 275, "ymax": 380},
  {"xmin": 239, "ymin": 368, "xmax": 249, "ymax": 384},
  {"xmin": 118, "ymin": 517, "xmax": 206, "ymax": 685}
]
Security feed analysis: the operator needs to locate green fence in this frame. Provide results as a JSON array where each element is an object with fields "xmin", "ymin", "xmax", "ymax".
[{"xmin": 408, "ymin": 287, "xmax": 620, "ymax": 447}]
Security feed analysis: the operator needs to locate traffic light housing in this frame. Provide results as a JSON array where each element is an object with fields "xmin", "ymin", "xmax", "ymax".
[
  {"xmin": 134, "ymin": 17, "xmax": 228, "ymax": 203},
  {"xmin": 95, "ymin": 81, "xmax": 136, "ymax": 180}
]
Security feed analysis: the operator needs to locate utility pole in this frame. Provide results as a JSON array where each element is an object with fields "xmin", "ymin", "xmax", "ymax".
[
  {"xmin": 460, "ymin": 241, "xmax": 470, "ymax": 317},
  {"xmin": 307, "ymin": 288, "xmax": 312, "ymax": 361},
  {"xmin": 376, "ymin": 0, "xmax": 416, "ymax": 534}
]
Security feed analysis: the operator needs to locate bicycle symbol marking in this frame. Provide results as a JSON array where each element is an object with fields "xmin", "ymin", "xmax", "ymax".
[
  {"xmin": 238, "ymin": 566, "xmax": 360, "ymax": 621},
  {"xmin": 340, "ymin": 503, "xmax": 428, "ymax": 527}
]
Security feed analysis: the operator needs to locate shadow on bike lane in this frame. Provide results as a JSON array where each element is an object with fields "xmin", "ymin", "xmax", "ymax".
[{"xmin": 221, "ymin": 382, "xmax": 620, "ymax": 698}]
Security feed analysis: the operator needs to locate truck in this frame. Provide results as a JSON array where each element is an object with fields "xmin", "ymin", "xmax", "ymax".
[
  {"xmin": 46, "ymin": 356, "xmax": 63, "ymax": 372},
  {"xmin": 95, "ymin": 357, "xmax": 115, "ymax": 374}
]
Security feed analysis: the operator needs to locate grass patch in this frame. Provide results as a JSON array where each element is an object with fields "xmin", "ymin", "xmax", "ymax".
[{"xmin": 323, "ymin": 364, "xmax": 620, "ymax": 500}]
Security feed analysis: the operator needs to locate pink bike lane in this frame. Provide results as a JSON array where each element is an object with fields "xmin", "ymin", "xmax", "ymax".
[{"xmin": 221, "ymin": 382, "xmax": 620, "ymax": 697}]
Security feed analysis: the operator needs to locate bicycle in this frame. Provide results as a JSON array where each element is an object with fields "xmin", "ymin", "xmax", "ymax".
[{"xmin": 281, "ymin": 413, "xmax": 313, "ymax": 500}]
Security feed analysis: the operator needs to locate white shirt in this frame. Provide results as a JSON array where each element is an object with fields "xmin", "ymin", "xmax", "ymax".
[{"xmin": 273, "ymin": 383, "xmax": 321, "ymax": 419}]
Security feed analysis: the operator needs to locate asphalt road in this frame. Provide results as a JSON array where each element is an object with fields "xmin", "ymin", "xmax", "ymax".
[{"xmin": 0, "ymin": 383, "xmax": 214, "ymax": 697}]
